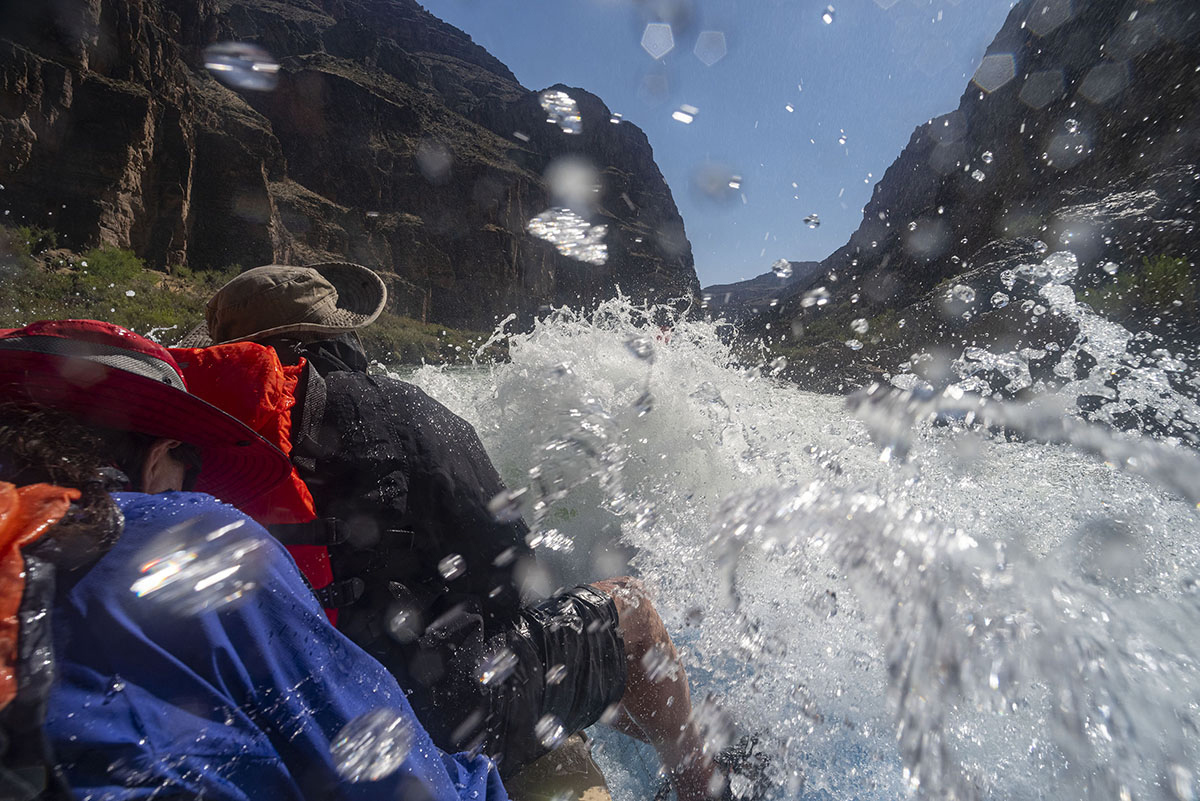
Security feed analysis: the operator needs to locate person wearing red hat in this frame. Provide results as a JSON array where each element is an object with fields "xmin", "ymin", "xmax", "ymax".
[
  {"xmin": 0, "ymin": 319, "xmax": 292, "ymax": 505},
  {"xmin": 0, "ymin": 320, "xmax": 511, "ymax": 801}
]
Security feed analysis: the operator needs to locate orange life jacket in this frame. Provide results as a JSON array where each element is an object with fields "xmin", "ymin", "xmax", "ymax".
[
  {"xmin": 169, "ymin": 344, "xmax": 338, "ymax": 623},
  {"xmin": 0, "ymin": 482, "xmax": 78, "ymax": 711}
]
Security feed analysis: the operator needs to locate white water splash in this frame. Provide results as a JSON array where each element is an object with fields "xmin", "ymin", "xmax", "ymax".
[
  {"xmin": 397, "ymin": 293, "xmax": 1200, "ymax": 801},
  {"xmin": 925, "ymin": 251, "xmax": 1200, "ymax": 442}
]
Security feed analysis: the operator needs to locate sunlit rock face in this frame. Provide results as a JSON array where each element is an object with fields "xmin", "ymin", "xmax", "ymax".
[
  {"xmin": 0, "ymin": 0, "xmax": 699, "ymax": 330},
  {"xmin": 752, "ymin": 0, "xmax": 1199, "ymax": 393}
]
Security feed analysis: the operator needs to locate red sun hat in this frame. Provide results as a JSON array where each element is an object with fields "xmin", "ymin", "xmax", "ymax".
[{"xmin": 0, "ymin": 320, "xmax": 291, "ymax": 508}]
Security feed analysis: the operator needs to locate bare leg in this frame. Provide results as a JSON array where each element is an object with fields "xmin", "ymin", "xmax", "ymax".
[
  {"xmin": 590, "ymin": 577, "xmax": 717, "ymax": 801},
  {"xmin": 605, "ymin": 703, "xmax": 650, "ymax": 743}
]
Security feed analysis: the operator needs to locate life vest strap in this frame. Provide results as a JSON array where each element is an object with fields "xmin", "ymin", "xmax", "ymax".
[
  {"xmin": 268, "ymin": 518, "xmax": 347, "ymax": 547},
  {"xmin": 291, "ymin": 363, "xmax": 327, "ymax": 473},
  {"xmin": 312, "ymin": 577, "xmax": 366, "ymax": 610}
]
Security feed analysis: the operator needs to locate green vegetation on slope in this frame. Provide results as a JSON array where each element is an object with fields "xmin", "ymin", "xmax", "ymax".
[
  {"xmin": 0, "ymin": 226, "xmax": 500, "ymax": 363},
  {"xmin": 1080, "ymin": 255, "xmax": 1196, "ymax": 317}
]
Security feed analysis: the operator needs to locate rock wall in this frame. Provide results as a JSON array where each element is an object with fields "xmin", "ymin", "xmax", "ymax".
[
  {"xmin": 752, "ymin": 0, "xmax": 1199, "ymax": 391},
  {"xmin": 702, "ymin": 260, "xmax": 821, "ymax": 323},
  {"xmin": 0, "ymin": 0, "xmax": 699, "ymax": 330}
]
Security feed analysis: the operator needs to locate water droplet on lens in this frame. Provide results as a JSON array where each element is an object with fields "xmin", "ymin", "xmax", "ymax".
[
  {"xmin": 386, "ymin": 605, "xmax": 419, "ymax": 643},
  {"xmin": 672, "ymin": 105, "xmax": 697, "ymax": 124},
  {"xmin": 821, "ymin": 5, "xmax": 836, "ymax": 24},
  {"xmin": 331, "ymin": 709, "xmax": 413, "ymax": 782},
  {"xmin": 642, "ymin": 644, "xmax": 676, "ymax": 682},
  {"xmin": 539, "ymin": 90, "xmax": 583, "ymax": 135},
  {"xmin": 950, "ymin": 284, "xmax": 976, "ymax": 303},
  {"xmin": 1102, "ymin": 261, "xmax": 1119, "ymax": 275},
  {"xmin": 125, "ymin": 289, "xmax": 135, "ymax": 297},
  {"xmin": 202, "ymin": 42, "xmax": 280, "ymax": 92},
  {"xmin": 971, "ymin": 169, "xmax": 986, "ymax": 182},
  {"xmin": 845, "ymin": 339, "xmax": 863, "ymax": 351},
  {"xmin": 527, "ymin": 208, "xmax": 607, "ymax": 264},
  {"xmin": 487, "ymin": 488, "xmax": 528, "ymax": 523},
  {"xmin": 479, "ymin": 649, "xmax": 519, "ymax": 685},
  {"xmin": 1065, "ymin": 118, "xmax": 1080, "ymax": 134},
  {"xmin": 1169, "ymin": 764, "xmax": 1195, "ymax": 801},
  {"xmin": 416, "ymin": 139, "xmax": 453, "ymax": 184},
  {"xmin": 641, "ymin": 22, "xmax": 675, "ymax": 60},
  {"xmin": 1033, "ymin": 240, "xmax": 1049, "ymax": 255},
  {"xmin": 851, "ymin": 318, "xmax": 869, "ymax": 334},
  {"xmin": 772, "ymin": 259, "xmax": 793, "ymax": 279},
  {"xmin": 991, "ymin": 292, "xmax": 1010, "ymax": 308},
  {"xmin": 691, "ymin": 161, "xmax": 743, "ymax": 203},
  {"xmin": 545, "ymin": 664, "xmax": 568, "ymax": 685},
  {"xmin": 131, "ymin": 515, "xmax": 267, "ymax": 615},
  {"xmin": 803, "ymin": 213, "xmax": 821, "ymax": 229},
  {"xmin": 981, "ymin": 151, "xmax": 994, "ymax": 164},
  {"xmin": 634, "ymin": 390, "xmax": 654, "ymax": 416},
  {"xmin": 801, "ymin": 286, "xmax": 830, "ymax": 307},
  {"xmin": 438, "ymin": 553, "xmax": 466, "ymax": 580},
  {"xmin": 535, "ymin": 714, "xmax": 567, "ymax": 749},
  {"xmin": 625, "ymin": 334, "xmax": 656, "ymax": 361},
  {"xmin": 693, "ymin": 30, "xmax": 727, "ymax": 66}
]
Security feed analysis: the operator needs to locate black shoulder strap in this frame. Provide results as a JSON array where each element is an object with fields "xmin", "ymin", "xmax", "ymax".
[
  {"xmin": 276, "ymin": 363, "xmax": 368, "ymax": 612},
  {"xmin": 291, "ymin": 362, "xmax": 327, "ymax": 473},
  {"xmin": 267, "ymin": 518, "xmax": 347, "ymax": 547},
  {"xmin": 313, "ymin": 578, "xmax": 366, "ymax": 609}
]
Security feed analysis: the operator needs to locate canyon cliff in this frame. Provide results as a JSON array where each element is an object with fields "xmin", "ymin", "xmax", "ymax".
[
  {"xmin": 742, "ymin": 0, "xmax": 1198, "ymax": 394},
  {"xmin": 0, "ymin": 0, "xmax": 700, "ymax": 330}
]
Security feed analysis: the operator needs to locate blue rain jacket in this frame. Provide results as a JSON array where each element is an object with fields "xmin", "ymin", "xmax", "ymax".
[{"xmin": 45, "ymin": 492, "xmax": 510, "ymax": 801}]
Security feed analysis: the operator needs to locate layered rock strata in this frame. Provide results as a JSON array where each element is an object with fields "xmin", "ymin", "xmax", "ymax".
[{"xmin": 0, "ymin": 0, "xmax": 699, "ymax": 330}]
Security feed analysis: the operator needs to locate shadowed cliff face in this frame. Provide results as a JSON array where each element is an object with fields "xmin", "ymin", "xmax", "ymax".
[
  {"xmin": 747, "ymin": 0, "xmax": 1198, "ymax": 392},
  {"xmin": 0, "ymin": 0, "xmax": 699, "ymax": 330},
  {"xmin": 701, "ymin": 260, "xmax": 822, "ymax": 324}
]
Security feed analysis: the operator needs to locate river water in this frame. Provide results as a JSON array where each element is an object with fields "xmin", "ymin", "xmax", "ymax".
[{"xmin": 397, "ymin": 256, "xmax": 1200, "ymax": 801}]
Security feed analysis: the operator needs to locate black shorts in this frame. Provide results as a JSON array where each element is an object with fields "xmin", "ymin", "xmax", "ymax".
[{"xmin": 487, "ymin": 585, "xmax": 627, "ymax": 775}]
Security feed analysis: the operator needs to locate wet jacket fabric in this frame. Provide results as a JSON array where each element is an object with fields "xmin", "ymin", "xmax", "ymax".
[
  {"xmin": 44, "ymin": 492, "xmax": 510, "ymax": 801},
  {"xmin": 0, "ymin": 483, "xmax": 79, "ymax": 801},
  {"xmin": 294, "ymin": 340, "xmax": 535, "ymax": 754}
]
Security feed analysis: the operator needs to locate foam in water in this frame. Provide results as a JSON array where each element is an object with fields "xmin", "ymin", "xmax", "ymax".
[{"xmin": 396, "ymin": 273, "xmax": 1200, "ymax": 801}]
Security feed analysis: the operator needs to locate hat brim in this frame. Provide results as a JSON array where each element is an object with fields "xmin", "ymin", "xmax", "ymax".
[
  {"xmin": 0, "ymin": 351, "xmax": 291, "ymax": 509},
  {"xmin": 177, "ymin": 262, "xmax": 388, "ymax": 347}
]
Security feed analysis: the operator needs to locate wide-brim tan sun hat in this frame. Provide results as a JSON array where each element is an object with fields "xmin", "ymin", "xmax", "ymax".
[{"xmin": 178, "ymin": 262, "xmax": 387, "ymax": 347}]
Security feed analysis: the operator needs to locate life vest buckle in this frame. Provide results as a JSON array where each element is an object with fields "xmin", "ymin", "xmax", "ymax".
[{"xmin": 313, "ymin": 577, "xmax": 366, "ymax": 609}]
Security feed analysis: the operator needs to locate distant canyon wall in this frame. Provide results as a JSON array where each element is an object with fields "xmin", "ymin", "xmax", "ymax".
[{"xmin": 746, "ymin": 0, "xmax": 1199, "ymax": 390}]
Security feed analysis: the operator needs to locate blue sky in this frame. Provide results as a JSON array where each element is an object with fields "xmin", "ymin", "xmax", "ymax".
[{"xmin": 420, "ymin": 0, "xmax": 1017, "ymax": 287}]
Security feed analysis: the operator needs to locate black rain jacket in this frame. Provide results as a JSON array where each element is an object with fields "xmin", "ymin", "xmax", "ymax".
[{"xmin": 293, "ymin": 338, "xmax": 535, "ymax": 754}]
